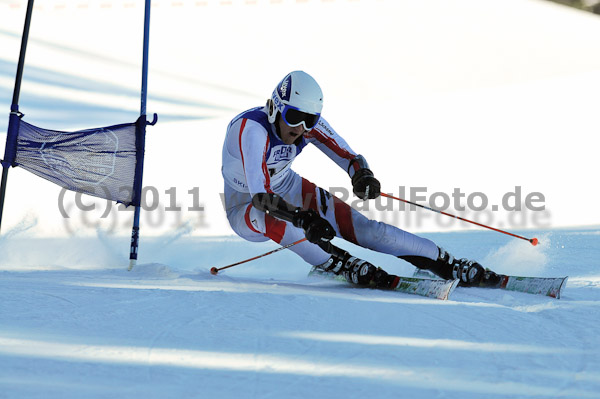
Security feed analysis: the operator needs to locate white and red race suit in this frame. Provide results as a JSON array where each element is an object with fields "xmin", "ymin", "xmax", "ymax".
[{"xmin": 221, "ymin": 106, "xmax": 438, "ymax": 266}]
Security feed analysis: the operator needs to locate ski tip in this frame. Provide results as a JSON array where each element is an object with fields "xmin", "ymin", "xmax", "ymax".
[
  {"xmin": 210, "ymin": 267, "xmax": 219, "ymax": 275},
  {"xmin": 530, "ymin": 238, "xmax": 539, "ymax": 246}
]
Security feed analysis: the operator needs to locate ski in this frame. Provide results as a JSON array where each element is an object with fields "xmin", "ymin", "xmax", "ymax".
[
  {"xmin": 413, "ymin": 269, "xmax": 568, "ymax": 299},
  {"xmin": 484, "ymin": 275, "xmax": 568, "ymax": 299},
  {"xmin": 308, "ymin": 267, "xmax": 459, "ymax": 300}
]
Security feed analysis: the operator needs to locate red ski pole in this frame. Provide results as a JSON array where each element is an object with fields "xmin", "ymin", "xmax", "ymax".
[
  {"xmin": 381, "ymin": 193, "xmax": 538, "ymax": 246},
  {"xmin": 210, "ymin": 238, "xmax": 308, "ymax": 275}
]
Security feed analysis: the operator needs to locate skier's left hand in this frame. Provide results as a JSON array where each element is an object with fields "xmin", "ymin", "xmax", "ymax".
[
  {"xmin": 293, "ymin": 209, "xmax": 335, "ymax": 244},
  {"xmin": 352, "ymin": 168, "xmax": 381, "ymax": 200}
]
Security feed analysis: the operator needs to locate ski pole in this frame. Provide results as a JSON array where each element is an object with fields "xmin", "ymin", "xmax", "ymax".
[
  {"xmin": 210, "ymin": 238, "xmax": 308, "ymax": 275},
  {"xmin": 380, "ymin": 193, "xmax": 539, "ymax": 246}
]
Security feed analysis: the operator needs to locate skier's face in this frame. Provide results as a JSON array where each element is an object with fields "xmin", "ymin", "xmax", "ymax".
[{"xmin": 278, "ymin": 116, "xmax": 307, "ymax": 145}]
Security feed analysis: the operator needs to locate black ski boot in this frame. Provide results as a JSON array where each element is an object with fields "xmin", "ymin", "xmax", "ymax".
[
  {"xmin": 401, "ymin": 247, "xmax": 493, "ymax": 287},
  {"xmin": 316, "ymin": 244, "xmax": 399, "ymax": 289},
  {"xmin": 436, "ymin": 247, "xmax": 486, "ymax": 287}
]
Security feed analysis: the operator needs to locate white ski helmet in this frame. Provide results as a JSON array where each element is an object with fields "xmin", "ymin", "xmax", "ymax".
[{"xmin": 267, "ymin": 70, "xmax": 323, "ymax": 130}]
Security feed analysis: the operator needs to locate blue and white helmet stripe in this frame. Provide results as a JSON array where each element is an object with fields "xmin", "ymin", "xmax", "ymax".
[{"xmin": 277, "ymin": 74, "xmax": 292, "ymax": 102}]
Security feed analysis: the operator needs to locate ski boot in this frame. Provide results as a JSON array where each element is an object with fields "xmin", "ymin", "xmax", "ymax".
[
  {"xmin": 402, "ymin": 247, "xmax": 498, "ymax": 287},
  {"xmin": 439, "ymin": 247, "xmax": 506, "ymax": 287},
  {"xmin": 316, "ymin": 245, "xmax": 399, "ymax": 289},
  {"xmin": 436, "ymin": 247, "xmax": 485, "ymax": 287}
]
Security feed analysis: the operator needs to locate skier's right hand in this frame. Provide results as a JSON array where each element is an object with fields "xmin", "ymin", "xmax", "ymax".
[
  {"xmin": 352, "ymin": 168, "xmax": 381, "ymax": 200},
  {"xmin": 292, "ymin": 209, "xmax": 335, "ymax": 244}
]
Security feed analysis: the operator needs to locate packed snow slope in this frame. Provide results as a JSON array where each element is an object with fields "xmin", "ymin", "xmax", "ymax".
[{"xmin": 1, "ymin": 227, "xmax": 599, "ymax": 398}]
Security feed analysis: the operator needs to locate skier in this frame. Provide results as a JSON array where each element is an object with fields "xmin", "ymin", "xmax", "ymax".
[{"xmin": 221, "ymin": 70, "xmax": 499, "ymax": 289}]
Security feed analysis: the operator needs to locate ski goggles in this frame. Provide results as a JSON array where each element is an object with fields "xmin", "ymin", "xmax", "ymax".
[{"xmin": 281, "ymin": 105, "xmax": 321, "ymax": 130}]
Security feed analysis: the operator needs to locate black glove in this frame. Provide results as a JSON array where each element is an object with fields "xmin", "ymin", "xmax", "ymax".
[
  {"xmin": 292, "ymin": 209, "xmax": 335, "ymax": 244},
  {"xmin": 352, "ymin": 168, "xmax": 381, "ymax": 200}
]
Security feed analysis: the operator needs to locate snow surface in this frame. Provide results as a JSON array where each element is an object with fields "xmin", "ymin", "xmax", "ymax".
[
  {"xmin": 1, "ymin": 227, "xmax": 600, "ymax": 398},
  {"xmin": 1, "ymin": 0, "xmax": 600, "ymax": 397}
]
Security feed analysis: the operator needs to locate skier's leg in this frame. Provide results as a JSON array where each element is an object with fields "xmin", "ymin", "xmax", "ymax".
[
  {"xmin": 229, "ymin": 201, "xmax": 397, "ymax": 290},
  {"xmin": 293, "ymin": 178, "xmax": 438, "ymax": 258},
  {"xmin": 239, "ymin": 205, "xmax": 398, "ymax": 288},
  {"xmin": 224, "ymin": 182, "xmax": 332, "ymax": 265},
  {"xmin": 291, "ymin": 178, "xmax": 499, "ymax": 286},
  {"xmin": 224, "ymin": 181, "xmax": 397, "ymax": 288},
  {"xmin": 227, "ymin": 202, "xmax": 332, "ymax": 266}
]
